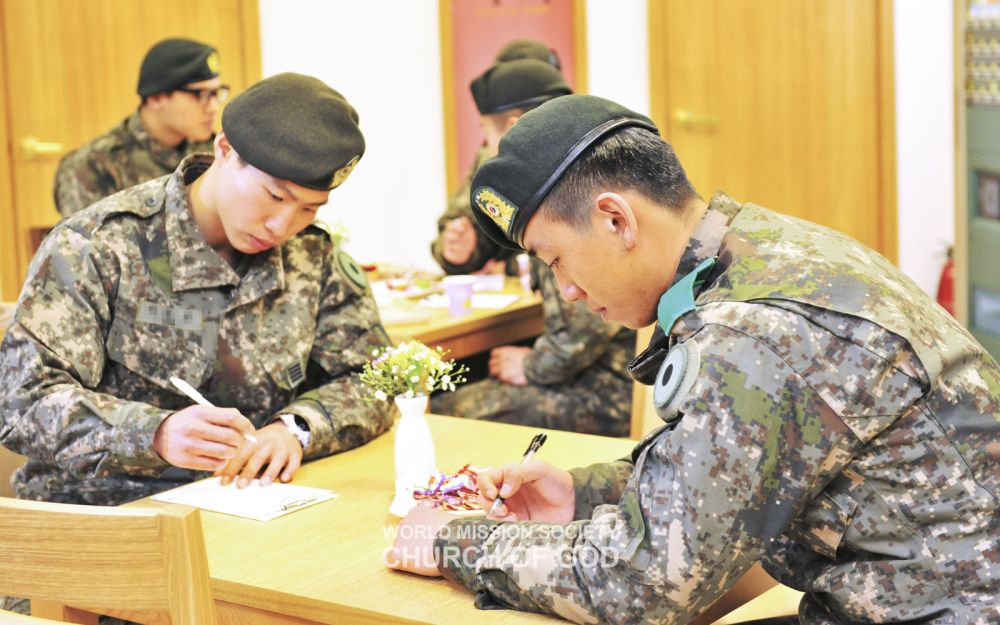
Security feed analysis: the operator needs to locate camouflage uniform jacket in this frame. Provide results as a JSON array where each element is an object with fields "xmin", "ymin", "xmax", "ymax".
[
  {"xmin": 431, "ymin": 146, "xmax": 519, "ymax": 275},
  {"xmin": 54, "ymin": 110, "xmax": 214, "ymax": 217},
  {"xmin": 525, "ymin": 258, "xmax": 634, "ymax": 389},
  {"xmin": 0, "ymin": 155, "xmax": 394, "ymax": 505},
  {"xmin": 434, "ymin": 192, "xmax": 1000, "ymax": 624}
]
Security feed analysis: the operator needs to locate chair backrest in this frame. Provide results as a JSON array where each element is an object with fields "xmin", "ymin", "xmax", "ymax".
[
  {"xmin": 0, "ymin": 497, "xmax": 216, "ymax": 624},
  {"xmin": 629, "ymin": 324, "xmax": 662, "ymax": 439}
]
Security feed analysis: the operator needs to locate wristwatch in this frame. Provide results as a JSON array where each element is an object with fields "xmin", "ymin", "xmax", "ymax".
[{"xmin": 276, "ymin": 413, "xmax": 311, "ymax": 449}]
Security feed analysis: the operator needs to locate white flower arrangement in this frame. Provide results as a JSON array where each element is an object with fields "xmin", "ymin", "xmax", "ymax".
[{"xmin": 360, "ymin": 340, "xmax": 468, "ymax": 401}]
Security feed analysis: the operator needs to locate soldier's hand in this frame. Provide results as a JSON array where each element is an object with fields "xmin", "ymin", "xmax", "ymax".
[
  {"xmin": 214, "ymin": 421, "xmax": 303, "ymax": 488},
  {"xmin": 489, "ymin": 346, "xmax": 530, "ymax": 386},
  {"xmin": 478, "ymin": 459, "xmax": 574, "ymax": 523},
  {"xmin": 441, "ymin": 217, "xmax": 477, "ymax": 265},
  {"xmin": 153, "ymin": 406, "xmax": 256, "ymax": 471},
  {"xmin": 384, "ymin": 505, "xmax": 450, "ymax": 577}
]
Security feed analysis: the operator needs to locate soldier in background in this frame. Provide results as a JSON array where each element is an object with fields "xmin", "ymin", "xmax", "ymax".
[
  {"xmin": 1, "ymin": 73, "xmax": 392, "ymax": 511},
  {"xmin": 54, "ymin": 37, "xmax": 226, "ymax": 217},
  {"xmin": 429, "ymin": 59, "xmax": 635, "ymax": 438},
  {"xmin": 391, "ymin": 95, "xmax": 1000, "ymax": 624},
  {"xmin": 431, "ymin": 38, "xmax": 559, "ymax": 275}
]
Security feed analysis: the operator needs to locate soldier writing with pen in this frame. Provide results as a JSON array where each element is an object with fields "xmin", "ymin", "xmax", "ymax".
[
  {"xmin": 0, "ymin": 73, "xmax": 394, "ymax": 517},
  {"xmin": 389, "ymin": 95, "xmax": 999, "ymax": 624}
]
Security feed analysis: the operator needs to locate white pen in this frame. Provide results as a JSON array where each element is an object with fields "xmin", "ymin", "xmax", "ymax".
[{"xmin": 169, "ymin": 376, "xmax": 258, "ymax": 444}]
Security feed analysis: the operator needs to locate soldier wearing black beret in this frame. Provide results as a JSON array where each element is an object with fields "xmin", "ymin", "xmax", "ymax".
[
  {"xmin": 0, "ymin": 73, "xmax": 393, "ymax": 602},
  {"xmin": 430, "ymin": 63, "xmax": 635, "ymax": 438},
  {"xmin": 432, "ymin": 43, "xmax": 566, "ymax": 277},
  {"xmin": 54, "ymin": 37, "xmax": 229, "ymax": 217},
  {"xmin": 494, "ymin": 38, "xmax": 561, "ymax": 68},
  {"xmin": 393, "ymin": 94, "xmax": 1000, "ymax": 625}
]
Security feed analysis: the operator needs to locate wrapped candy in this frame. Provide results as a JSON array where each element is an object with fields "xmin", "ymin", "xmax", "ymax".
[{"xmin": 412, "ymin": 464, "xmax": 481, "ymax": 512}]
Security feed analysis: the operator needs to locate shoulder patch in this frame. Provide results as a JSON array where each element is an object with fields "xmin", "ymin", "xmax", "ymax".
[
  {"xmin": 336, "ymin": 249, "xmax": 369, "ymax": 293},
  {"xmin": 652, "ymin": 339, "xmax": 700, "ymax": 423}
]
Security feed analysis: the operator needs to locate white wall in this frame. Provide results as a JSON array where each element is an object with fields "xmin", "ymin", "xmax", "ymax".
[
  {"xmin": 257, "ymin": 1, "xmax": 954, "ymax": 294},
  {"xmin": 585, "ymin": 0, "xmax": 649, "ymax": 116},
  {"xmin": 259, "ymin": 0, "xmax": 445, "ymax": 270},
  {"xmin": 894, "ymin": 0, "xmax": 955, "ymax": 296}
]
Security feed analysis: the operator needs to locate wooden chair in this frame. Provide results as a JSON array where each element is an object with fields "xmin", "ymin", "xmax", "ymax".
[{"xmin": 0, "ymin": 497, "xmax": 216, "ymax": 624}]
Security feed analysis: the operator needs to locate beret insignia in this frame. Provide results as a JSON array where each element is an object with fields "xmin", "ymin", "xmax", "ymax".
[
  {"xmin": 473, "ymin": 186, "xmax": 517, "ymax": 235},
  {"xmin": 331, "ymin": 155, "xmax": 360, "ymax": 189},
  {"xmin": 206, "ymin": 51, "xmax": 220, "ymax": 74}
]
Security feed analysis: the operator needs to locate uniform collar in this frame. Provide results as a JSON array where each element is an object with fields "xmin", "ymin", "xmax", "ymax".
[
  {"xmin": 165, "ymin": 154, "xmax": 285, "ymax": 300},
  {"xmin": 125, "ymin": 109, "xmax": 189, "ymax": 170},
  {"xmin": 668, "ymin": 191, "xmax": 741, "ymax": 288},
  {"xmin": 655, "ymin": 191, "xmax": 743, "ymax": 334}
]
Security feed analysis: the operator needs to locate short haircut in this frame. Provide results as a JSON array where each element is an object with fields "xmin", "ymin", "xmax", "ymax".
[{"xmin": 540, "ymin": 126, "xmax": 699, "ymax": 230}]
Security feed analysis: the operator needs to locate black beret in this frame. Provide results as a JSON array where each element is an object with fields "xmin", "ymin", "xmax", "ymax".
[
  {"xmin": 470, "ymin": 59, "xmax": 572, "ymax": 115},
  {"xmin": 470, "ymin": 95, "xmax": 658, "ymax": 250},
  {"xmin": 494, "ymin": 38, "xmax": 561, "ymax": 70},
  {"xmin": 221, "ymin": 73, "xmax": 365, "ymax": 191},
  {"xmin": 137, "ymin": 38, "xmax": 219, "ymax": 97}
]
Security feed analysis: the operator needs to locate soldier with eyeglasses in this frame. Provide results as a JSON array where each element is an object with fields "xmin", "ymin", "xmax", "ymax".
[{"xmin": 54, "ymin": 38, "xmax": 229, "ymax": 217}]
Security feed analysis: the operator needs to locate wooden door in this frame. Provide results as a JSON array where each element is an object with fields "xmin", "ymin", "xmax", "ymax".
[
  {"xmin": 0, "ymin": 0, "xmax": 262, "ymax": 302},
  {"xmin": 649, "ymin": 0, "xmax": 896, "ymax": 260}
]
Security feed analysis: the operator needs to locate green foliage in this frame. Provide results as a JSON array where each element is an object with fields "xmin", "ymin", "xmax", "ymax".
[{"xmin": 360, "ymin": 340, "xmax": 468, "ymax": 401}]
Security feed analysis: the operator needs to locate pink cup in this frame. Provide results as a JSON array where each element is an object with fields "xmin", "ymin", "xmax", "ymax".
[{"xmin": 442, "ymin": 276, "xmax": 475, "ymax": 316}]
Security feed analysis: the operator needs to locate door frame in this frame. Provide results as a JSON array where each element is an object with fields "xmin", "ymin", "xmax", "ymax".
[
  {"xmin": 0, "ymin": 1, "xmax": 19, "ymax": 302},
  {"xmin": 647, "ymin": 0, "xmax": 898, "ymax": 264},
  {"xmin": 954, "ymin": 0, "xmax": 969, "ymax": 326}
]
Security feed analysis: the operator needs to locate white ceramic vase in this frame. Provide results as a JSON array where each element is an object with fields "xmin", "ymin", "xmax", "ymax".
[{"xmin": 388, "ymin": 394, "xmax": 436, "ymax": 517}]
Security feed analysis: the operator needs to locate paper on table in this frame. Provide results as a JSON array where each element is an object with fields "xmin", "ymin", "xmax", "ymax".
[
  {"xmin": 420, "ymin": 293, "xmax": 519, "ymax": 310},
  {"xmin": 151, "ymin": 477, "xmax": 338, "ymax": 521}
]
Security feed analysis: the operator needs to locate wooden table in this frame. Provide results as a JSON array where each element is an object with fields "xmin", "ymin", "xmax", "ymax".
[
  {"xmin": 134, "ymin": 416, "xmax": 636, "ymax": 625},
  {"xmin": 382, "ymin": 277, "xmax": 543, "ymax": 360}
]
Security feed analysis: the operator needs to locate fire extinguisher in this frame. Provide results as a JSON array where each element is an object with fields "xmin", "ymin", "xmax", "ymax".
[{"xmin": 937, "ymin": 246, "xmax": 955, "ymax": 317}]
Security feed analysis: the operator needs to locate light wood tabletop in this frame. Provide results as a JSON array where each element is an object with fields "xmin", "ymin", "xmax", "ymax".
[
  {"xmin": 132, "ymin": 415, "xmax": 636, "ymax": 625},
  {"xmin": 381, "ymin": 277, "xmax": 543, "ymax": 360}
]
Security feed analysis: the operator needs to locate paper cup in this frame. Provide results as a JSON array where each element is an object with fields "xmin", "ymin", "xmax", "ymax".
[{"xmin": 442, "ymin": 276, "xmax": 475, "ymax": 316}]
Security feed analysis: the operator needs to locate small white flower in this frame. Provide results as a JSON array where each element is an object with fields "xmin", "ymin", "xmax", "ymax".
[
  {"xmin": 410, "ymin": 375, "xmax": 419, "ymax": 383},
  {"xmin": 391, "ymin": 366, "xmax": 398, "ymax": 373},
  {"xmin": 374, "ymin": 389, "xmax": 387, "ymax": 401},
  {"xmin": 371, "ymin": 349, "xmax": 380, "ymax": 357},
  {"xmin": 442, "ymin": 375, "xmax": 451, "ymax": 385},
  {"xmin": 404, "ymin": 390, "xmax": 414, "ymax": 398}
]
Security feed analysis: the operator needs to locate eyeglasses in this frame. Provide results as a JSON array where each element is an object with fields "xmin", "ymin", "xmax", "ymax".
[{"xmin": 174, "ymin": 84, "xmax": 231, "ymax": 106}]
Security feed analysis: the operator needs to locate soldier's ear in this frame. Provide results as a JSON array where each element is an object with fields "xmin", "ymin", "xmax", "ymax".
[
  {"xmin": 595, "ymin": 192, "xmax": 638, "ymax": 251},
  {"xmin": 144, "ymin": 92, "xmax": 170, "ymax": 111},
  {"xmin": 214, "ymin": 132, "xmax": 234, "ymax": 160}
]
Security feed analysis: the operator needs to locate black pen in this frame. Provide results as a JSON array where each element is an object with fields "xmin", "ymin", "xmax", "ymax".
[{"xmin": 489, "ymin": 432, "xmax": 547, "ymax": 515}]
